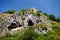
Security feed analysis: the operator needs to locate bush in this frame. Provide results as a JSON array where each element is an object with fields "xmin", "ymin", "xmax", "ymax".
[
  {"xmin": 20, "ymin": 9, "xmax": 27, "ymax": 14},
  {"xmin": 44, "ymin": 13, "xmax": 60, "ymax": 22},
  {"xmin": 20, "ymin": 10, "xmax": 27, "ymax": 12},
  {"xmin": 44, "ymin": 13, "xmax": 49, "ymax": 17},
  {"xmin": 44, "ymin": 13, "xmax": 56, "ymax": 21},
  {"xmin": 56, "ymin": 17, "xmax": 60, "ymax": 22},
  {"xmin": 20, "ymin": 27, "xmax": 53, "ymax": 40},
  {"xmin": 48, "ymin": 14, "xmax": 56, "ymax": 21},
  {"xmin": 20, "ymin": 27, "xmax": 38, "ymax": 40},
  {"xmin": 3, "ymin": 10, "xmax": 16, "ymax": 14}
]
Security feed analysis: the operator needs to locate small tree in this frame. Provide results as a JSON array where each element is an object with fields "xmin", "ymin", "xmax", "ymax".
[
  {"xmin": 56, "ymin": 17, "xmax": 60, "ymax": 22},
  {"xmin": 44, "ymin": 13, "xmax": 49, "ymax": 17},
  {"xmin": 49, "ymin": 14, "xmax": 56, "ymax": 21}
]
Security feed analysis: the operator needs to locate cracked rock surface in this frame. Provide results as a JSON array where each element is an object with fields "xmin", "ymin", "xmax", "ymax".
[{"xmin": 0, "ymin": 8, "xmax": 52, "ymax": 36}]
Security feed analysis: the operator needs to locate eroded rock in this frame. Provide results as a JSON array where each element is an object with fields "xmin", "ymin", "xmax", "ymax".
[{"xmin": 0, "ymin": 7, "xmax": 52, "ymax": 36}]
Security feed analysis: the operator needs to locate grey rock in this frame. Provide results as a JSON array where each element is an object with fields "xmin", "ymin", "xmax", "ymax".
[{"xmin": 0, "ymin": 7, "xmax": 52, "ymax": 36}]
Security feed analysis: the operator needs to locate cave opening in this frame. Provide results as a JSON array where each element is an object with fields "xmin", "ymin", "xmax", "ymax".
[
  {"xmin": 7, "ymin": 22, "xmax": 22, "ymax": 31},
  {"xmin": 42, "ymin": 27, "xmax": 47, "ymax": 31},
  {"xmin": 28, "ymin": 19, "xmax": 34, "ymax": 26}
]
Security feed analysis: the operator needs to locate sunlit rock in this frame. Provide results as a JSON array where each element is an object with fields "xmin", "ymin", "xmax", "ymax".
[
  {"xmin": 0, "ymin": 7, "xmax": 52, "ymax": 36},
  {"xmin": 29, "ymin": 7, "xmax": 37, "ymax": 13},
  {"xmin": 24, "ymin": 14, "xmax": 37, "ymax": 27}
]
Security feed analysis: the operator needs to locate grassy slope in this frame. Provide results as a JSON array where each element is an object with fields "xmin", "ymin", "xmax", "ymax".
[
  {"xmin": 0, "ymin": 12, "xmax": 60, "ymax": 40},
  {"xmin": 48, "ymin": 21, "xmax": 60, "ymax": 40}
]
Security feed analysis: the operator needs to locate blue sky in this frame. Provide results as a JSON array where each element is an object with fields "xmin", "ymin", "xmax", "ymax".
[{"xmin": 0, "ymin": 0, "xmax": 60, "ymax": 17}]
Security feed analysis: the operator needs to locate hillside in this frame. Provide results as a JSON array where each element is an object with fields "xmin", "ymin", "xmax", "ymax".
[{"xmin": 0, "ymin": 7, "xmax": 60, "ymax": 40}]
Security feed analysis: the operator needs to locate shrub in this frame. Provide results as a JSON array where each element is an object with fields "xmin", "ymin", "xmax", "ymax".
[
  {"xmin": 56, "ymin": 17, "xmax": 60, "ymax": 22},
  {"xmin": 3, "ymin": 10, "xmax": 16, "ymax": 14},
  {"xmin": 20, "ymin": 9, "xmax": 27, "ymax": 14},
  {"xmin": 20, "ymin": 27, "xmax": 38, "ymax": 40},
  {"xmin": 20, "ymin": 10, "xmax": 27, "ymax": 12},
  {"xmin": 44, "ymin": 13, "xmax": 49, "ymax": 17},
  {"xmin": 48, "ymin": 14, "xmax": 56, "ymax": 21}
]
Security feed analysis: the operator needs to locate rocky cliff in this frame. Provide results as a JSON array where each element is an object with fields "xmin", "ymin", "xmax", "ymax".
[{"xmin": 0, "ymin": 8, "xmax": 52, "ymax": 36}]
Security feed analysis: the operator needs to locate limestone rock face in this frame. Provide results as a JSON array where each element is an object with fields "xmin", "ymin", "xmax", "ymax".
[
  {"xmin": 24, "ymin": 14, "xmax": 37, "ymax": 27},
  {"xmin": 0, "ymin": 7, "xmax": 52, "ymax": 36},
  {"xmin": 35, "ymin": 14, "xmax": 52, "ymax": 34},
  {"xmin": 29, "ymin": 7, "xmax": 37, "ymax": 13}
]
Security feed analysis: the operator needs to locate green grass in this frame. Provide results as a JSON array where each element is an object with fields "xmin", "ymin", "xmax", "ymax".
[{"xmin": 0, "ymin": 27, "xmax": 53, "ymax": 40}]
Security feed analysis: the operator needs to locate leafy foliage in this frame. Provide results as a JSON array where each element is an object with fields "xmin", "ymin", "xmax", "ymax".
[
  {"xmin": 0, "ymin": 27, "xmax": 38, "ymax": 40},
  {"xmin": 19, "ymin": 9, "xmax": 27, "ymax": 15},
  {"xmin": 20, "ymin": 10, "xmax": 27, "ymax": 12},
  {"xmin": 0, "ymin": 8, "xmax": 60, "ymax": 40},
  {"xmin": 20, "ymin": 27, "xmax": 38, "ymax": 40},
  {"xmin": 3, "ymin": 10, "xmax": 16, "ymax": 14},
  {"xmin": 44, "ymin": 13, "xmax": 49, "ymax": 17},
  {"xmin": 0, "ymin": 27, "xmax": 53, "ymax": 40},
  {"xmin": 44, "ymin": 13, "xmax": 60, "ymax": 22},
  {"xmin": 56, "ymin": 17, "xmax": 60, "ymax": 22},
  {"xmin": 49, "ymin": 14, "xmax": 56, "ymax": 21}
]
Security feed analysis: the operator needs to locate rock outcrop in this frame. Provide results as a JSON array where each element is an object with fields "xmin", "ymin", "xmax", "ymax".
[{"xmin": 0, "ymin": 7, "xmax": 52, "ymax": 36}]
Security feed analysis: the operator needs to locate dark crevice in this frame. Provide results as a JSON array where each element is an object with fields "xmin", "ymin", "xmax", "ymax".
[
  {"xmin": 7, "ymin": 22, "xmax": 22, "ymax": 31},
  {"xmin": 42, "ymin": 27, "xmax": 47, "ymax": 31},
  {"xmin": 28, "ymin": 19, "xmax": 34, "ymax": 26}
]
